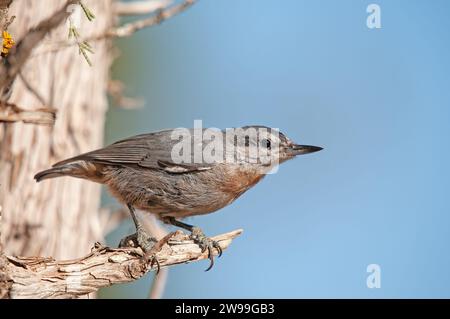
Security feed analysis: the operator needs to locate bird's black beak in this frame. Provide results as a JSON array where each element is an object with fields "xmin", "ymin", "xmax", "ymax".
[{"xmin": 290, "ymin": 144, "xmax": 323, "ymax": 156}]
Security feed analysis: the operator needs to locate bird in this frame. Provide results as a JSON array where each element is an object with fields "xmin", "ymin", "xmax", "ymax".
[{"xmin": 34, "ymin": 125, "xmax": 322, "ymax": 270}]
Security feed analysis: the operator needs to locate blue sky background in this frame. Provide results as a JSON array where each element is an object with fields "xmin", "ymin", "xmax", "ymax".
[{"xmin": 100, "ymin": 0, "xmax": 450, "ymax": 298}]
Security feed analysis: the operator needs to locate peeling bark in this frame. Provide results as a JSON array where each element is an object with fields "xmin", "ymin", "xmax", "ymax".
[{"xmin": 5, "ymin": 229, "xmax": 242, "ymax": 299}]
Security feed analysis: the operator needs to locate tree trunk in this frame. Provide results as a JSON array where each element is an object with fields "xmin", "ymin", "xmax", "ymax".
[
  {"xmin": 0, "ymin": 0, "xmax": 114, "ymax": 260},
  {"xmin": 0, "ymin": 0, "xmax": 208, "ymax": 299}
]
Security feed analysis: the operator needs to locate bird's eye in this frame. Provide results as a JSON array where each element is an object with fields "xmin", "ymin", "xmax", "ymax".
[{"xmin": 261, "ymin": 138, "xmax": 271, "ymax": 150}]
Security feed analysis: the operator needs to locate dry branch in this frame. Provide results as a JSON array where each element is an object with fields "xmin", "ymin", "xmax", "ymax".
[
  {"xmin": 34, "ymin": 0, "xmax": 197, "ymax": 57},
  {"xmin": 3, "ymin": 229, "xmax": 242, "ymax": 299},
  {"xmin": 0, "ymin": 101, "xmax": 55, "ymax": 125},
  {"xmin": 113, "ymin": 0, "xmax": 172, "ymax": 16},
  {"xmin": 103, "ymin": 0, "xmax": 196, "ymax": 38}
]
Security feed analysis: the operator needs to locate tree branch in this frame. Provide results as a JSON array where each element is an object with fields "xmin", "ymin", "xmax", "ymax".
[
  {"xmin": 33, "ymin": 0, "xmax": 197, "ymax": 57},
  {"xmin": 0, "ymin": 101, "xmax": 56, "ymax": 125},
  {"xmin": 113, "ymin": 0, "xmax": 172, "ymax": 16},
  {"xmin": 3, "ymin": 229, "xmax": 242, "ymax": 299},
  {"xmin": 103, "ymin": 0, "xmax": 196, "ymax": 39}
]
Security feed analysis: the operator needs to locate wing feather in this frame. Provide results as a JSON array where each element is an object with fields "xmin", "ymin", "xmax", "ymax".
[{"xmin": 53, "ymin": 130, "xmax": 214, "ymax": 173}]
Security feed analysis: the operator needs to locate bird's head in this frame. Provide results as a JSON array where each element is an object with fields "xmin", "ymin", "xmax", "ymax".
[{"xmin": 224, "ymin": 125, "xmax": 322, "ymax": 173}]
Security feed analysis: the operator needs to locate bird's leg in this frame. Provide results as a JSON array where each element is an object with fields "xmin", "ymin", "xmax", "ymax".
[
  {"xmin": 164, "ymin": 217, "xmax": 222, "ymax": 271},
  {"xmin": 119, "ymin": 204, "xmax": 157, "ymax": 252}
]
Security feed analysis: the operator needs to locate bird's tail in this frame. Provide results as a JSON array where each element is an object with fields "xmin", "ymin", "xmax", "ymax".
[
  {"xmin": 34, "ymin": 157, "xmax": 101, "ymax": 182},
  {"xmin": 34, "ymin": 160, "xmax": 104, "ymax": 183},
  {"xmin": 34, "ymin": 165, "xmax": 75, "ymax": 182}
]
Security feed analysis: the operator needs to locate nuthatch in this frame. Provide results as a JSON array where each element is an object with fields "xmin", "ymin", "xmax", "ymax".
[{"xmin": 35, "ymin": 126, "xmax": 322, "ymax": 270}]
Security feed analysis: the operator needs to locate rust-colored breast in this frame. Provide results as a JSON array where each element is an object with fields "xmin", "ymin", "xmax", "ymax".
[{"xmin": 220, "ymin": 167, "xmax": 265, "ymax": 198}]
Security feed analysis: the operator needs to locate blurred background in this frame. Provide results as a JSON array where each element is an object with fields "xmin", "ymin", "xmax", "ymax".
[{"xmin": 99, "ymin": 0, "xmax": 450, "ymax": 298}]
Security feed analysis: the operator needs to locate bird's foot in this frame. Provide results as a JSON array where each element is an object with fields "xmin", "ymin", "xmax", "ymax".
[
  {"xmin": 119, "ymin": 228, "xmax": 161, "ymax": 272},
  {"xmin": 190, "ymin": 227, "xmax": 223, "ymax": 271},
  {"xmin": 118, "ymin": 227, "xmax": 157, "ymax": 252}
]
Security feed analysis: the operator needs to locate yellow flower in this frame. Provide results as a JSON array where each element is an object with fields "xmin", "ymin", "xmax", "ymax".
[{"xmin": 2, "ymin": 30, "xmax": 15, "ymax": 57}]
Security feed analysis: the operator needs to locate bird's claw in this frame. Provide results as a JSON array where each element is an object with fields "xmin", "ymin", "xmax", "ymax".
[
  {"xmin": 190, "ymin": 227, "xmax": 223, "ymax": 271},
  {"xmin": 118, "ymin": 228, "xmax": 157, "ymax": 252},
  {"xmin": 118, "ymin": 233, "xmax": 139, "ymax": 249},
  {"xmin": 146, "ymin": 253, "xmax": 161, "ymax": 274},
  {"xmin": 119, "ymin": 229, "xmax": 162, "ymax": 273}
]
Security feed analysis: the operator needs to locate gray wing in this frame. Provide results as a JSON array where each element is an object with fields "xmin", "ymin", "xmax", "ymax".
[{"xmin": 53, "ymin": 129, "xmax": 214, "ymax": 173}]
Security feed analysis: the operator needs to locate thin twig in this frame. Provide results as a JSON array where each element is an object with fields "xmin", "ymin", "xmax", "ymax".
[
  {"xmin": 2, "ymin": 14, "xmax": 14, "ymax": 30},
  {"xmin": 32, "ymin": 0, "xmax": 197, "ymax": 57},
  {"xmin": 114, "ymin": 0, "xmax": 172, "ymax": 16},
  {"xmin": 68, "ymin": 12, "xmax": 95, "ymax": 66},
  {"xmin": 102, "ymin": 0, "xmax": 196, "ymax": 39}
]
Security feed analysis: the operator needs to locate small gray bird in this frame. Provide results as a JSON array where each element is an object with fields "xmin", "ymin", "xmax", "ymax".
[{"xmin": 35, "ymin": 126, "xmax": 322, "ymax": 270}]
